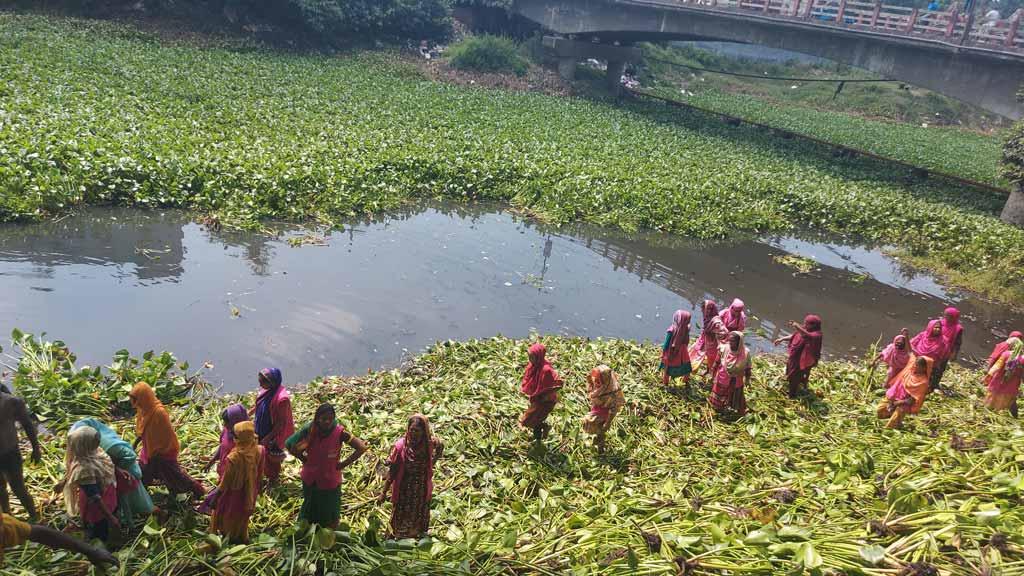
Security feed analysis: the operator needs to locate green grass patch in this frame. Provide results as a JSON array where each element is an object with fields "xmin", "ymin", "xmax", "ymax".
[
  {"xmin": 6, "ymin": 333, "xmax": 1024, "ymax": 574},
  {"xmin": 447, "ymin": 34, "xmax": 528, "ymax": 76},
  {"xmin": 1, "ymin": 13, "xmax": 1023, "ymax": 306}
]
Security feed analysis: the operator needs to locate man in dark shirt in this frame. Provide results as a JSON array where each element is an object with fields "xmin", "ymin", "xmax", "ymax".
[{"xmin": 0, "ymin": 390, "xmax": 40, "ymax": 521}]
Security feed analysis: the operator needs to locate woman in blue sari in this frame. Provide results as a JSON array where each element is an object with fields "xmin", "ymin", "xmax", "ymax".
[{"xmin": 69, "ymin": 419, "xmax": 155, "ymax": 527}]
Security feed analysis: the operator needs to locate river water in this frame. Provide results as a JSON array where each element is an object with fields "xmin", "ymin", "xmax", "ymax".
[{"xmin": 0, "ymin": 205, "xmax": 1018, "ymax": 393}]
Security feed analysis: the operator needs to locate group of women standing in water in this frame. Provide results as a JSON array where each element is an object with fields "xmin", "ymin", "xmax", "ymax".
[{"xmin": 3, "ymin": 298, "xmax": 1022, "ymax": 568}]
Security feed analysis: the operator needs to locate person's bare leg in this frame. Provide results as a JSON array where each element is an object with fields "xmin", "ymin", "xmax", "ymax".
[
  {"xmin": 7, "ymin": 461, "xmax": 37, "ymax": 520},
  {"xmin": 0, "ymin": 473, "xmax": 10, "ymax": 514}
]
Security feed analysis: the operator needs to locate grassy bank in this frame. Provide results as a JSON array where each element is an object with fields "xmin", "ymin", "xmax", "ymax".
[
  {"xmin": 4, "ymin": 333, "xmax": 1024, "ymax": 575},
  {"xmin": 639, "ymin": 43, "xmax": 1009, "ymax": 189},
  {"xmin": 1, "ymin": 13, "xmax": 1023, "ymax": 307}
]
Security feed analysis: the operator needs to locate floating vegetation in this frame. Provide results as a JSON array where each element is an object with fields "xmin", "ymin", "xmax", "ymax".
[
  {"xmin": 773, "ymin": 254, "xmax": 817, "ymax": 275},
  {"xmin": 3, "ymin": 333, "xmax": 1023, "ymax": 574}
]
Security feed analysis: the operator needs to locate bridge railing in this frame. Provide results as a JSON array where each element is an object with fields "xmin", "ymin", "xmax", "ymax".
[{"xmin": 671, "ymin": 0, "xmax": 1022, "ymax": 50}]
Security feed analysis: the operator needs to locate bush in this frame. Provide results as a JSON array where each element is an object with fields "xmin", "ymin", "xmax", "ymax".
[{"xmin": 448, "ymin": 34, "xmax": 528, "ymax": 76}]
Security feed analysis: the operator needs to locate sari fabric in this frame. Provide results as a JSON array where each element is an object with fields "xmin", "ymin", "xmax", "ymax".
[
  {"xmin": 217, "ymin": 404, "xmax": 250, "ymax": 478},
  {"xmin": 388, "ymin": 415, "xmax": 442, "ymax": 539},
  {"xmin": 988, "ymin": 331, "xmax": 1024, "ymax": 368},
  {"xmin": 689, "ymin": 300, "xmax": 727, "ymax": 370},
  {"xmin": 520, "ymin": 343, "xmax": 562, "ymax": 398},
  {"xmin": 880, "ymin": 335, "xmax": 911, "ymax": 385},
  {"xmin": 70, "ymin": 419, "xmax": 153, "ymax": 525},
  {"xmin": 212, "ymin": 422, "xmax": 263, "ymax": 543},
  {"xmin": 132, "ymin": 382, "xmax": 179, "ymax": 462},
  {"xmin": 582, "ymin": 366, "xmax": 626, "ymax": 434},
  {"xmin": 719, "ymin": 299, "xmax": 747, "ymax": 332},
  {"xmin": 940, "ymin": 307, "xmax": 963, "ymax": 356},
  {"xmin": 885, "ymin": 356, "xmax": 933, "ymax": 414},
  {"xmin": 662, "ymin": 310, "xmax": 691, "ymax": 366},
  {"xmin": 63, "ymin": 427, "xmax": 117, "ymax": 519},
  {"xmin": 910, "ymin": 320, "xmax": 948, "ymax": 362},
  {"xmin": 985, "ymin": 338, "xmax": 1024, "ymax": 411},
  {"xmin": 0, "ymin": 513, "xmax": 31, "ymax": 561},
  {"xmin": 709, "ymin": 332, "xmax": 751, "ymax": 415}
]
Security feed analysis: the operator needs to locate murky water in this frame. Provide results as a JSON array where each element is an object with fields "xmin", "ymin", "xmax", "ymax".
[{"xmin": 0, "ymin": 205, "xmax": 1018, "ymax": 393}]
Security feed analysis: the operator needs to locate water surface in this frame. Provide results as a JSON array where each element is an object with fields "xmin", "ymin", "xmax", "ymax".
[{"xmin": 0, "ymin": 205, "xmax": 1017, "ymax": 393}]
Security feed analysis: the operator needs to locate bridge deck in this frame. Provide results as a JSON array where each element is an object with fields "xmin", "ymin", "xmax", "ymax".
[{"xmin": 623, "ymin": 0, "xmax": 1022, "ymax": 52}]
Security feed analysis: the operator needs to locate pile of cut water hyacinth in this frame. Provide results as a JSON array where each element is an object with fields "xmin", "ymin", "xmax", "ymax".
[{"xmin": 3, "ymin": 331, "xmax": 1023, "ymax": 575}]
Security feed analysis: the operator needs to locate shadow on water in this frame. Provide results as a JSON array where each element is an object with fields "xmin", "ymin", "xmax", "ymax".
[{"xmin": 0, "ymin": 203, "xmax": 1019, "ymax": 393}]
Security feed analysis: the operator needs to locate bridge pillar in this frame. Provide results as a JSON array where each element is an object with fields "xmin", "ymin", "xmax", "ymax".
[
  {"xmin": 606, "ymin": 59, "xmax": 626, "ymax": 93},
  {"xmin": 557, "ymin": 57, "xmax": 576, "ymax": 80},
  {"xmin": 542, "ymin": 36, "xmax": 641, "ymax": 88}
]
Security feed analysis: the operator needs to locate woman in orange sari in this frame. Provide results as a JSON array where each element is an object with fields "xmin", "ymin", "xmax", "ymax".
[
  {"xmin": 985, "ymin": 337, "xmax": 1023, "ymax": 416},
  {"xmin": 211, "ymin": 421, "xmax": 263, "ymax": 543},
  {"xmin": 877, "ymin": 356, "xmax": 933, "ymax": 429},
  {"xmin": 130, "ymin": 382, "xmax": 205, "ymax": 501},
  {"xmin": 581, "ymin": 365, "xmax": 626, "ymax": 453}
]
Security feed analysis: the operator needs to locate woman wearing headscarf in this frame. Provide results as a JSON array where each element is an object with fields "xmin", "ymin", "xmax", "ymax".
[
  {"xmin": 519, "ymin": 343, "xmax": 563, "ymax": 442},
  {"xmin": 660, "ymin": 310, "xmax": 693, "ymax": 387},
  {"xmin": 688, "ymin": 300, "xmax": 728, "ymax": 376},
  {"xmin": 286, "ymin": 404, "xmax": 367, "ymax": 529},
  {"xmin": 581, "ymin": 365, "xmax": 626, "ymax": 453},
  {"xmin": 985, "ymin": 337, "xmax": 1024, "ymax": 416},
  {"xmin": 719, "ymin": 298, "xmax": 747, "ymax": 333},
  {"xmin": 379, "ymin": 414, "xmax": 443, "ymax": 539},
  {"xmin": 987, "ymin": 331, "xmax": 1023, "ymax": 369},
  {"xmin": 129, "ymin": 382, "xmax": 205, "ymax": 501},
  {"xmin": 708, "ymin": 332, "xmax": 752, "ymax": 416},
  {"xmin": 198, "ymin": 404, "xmax": 250, "ymax": 515},
  {"xmin": 931, "ymin": 307, "xmax": 964, "ymax": 390},
  {"xmin": 877, "ymin": 356, "xmax": 933, "ymax": 429},
  {"xmin": 774, "ymin": 315, "xmax": 823, "ymax": 398},
  {"xmin": 874, "ymin": 330, "xmax": 911, "ymax": 387},
  {"xmin": 211, "ymin": 421, "xmax": 263, "ymax": 543},
  {"xmin": 69, "ymin": 419, "xmax": 155, "ymax": 528},
  {"xmin": 62, "ymin": 427, "xmax": 119, "ymax": 543},
  {"xmin": 910, "ymin": 320, "xmax": 949, "ymax": 390},
  {"xmin": 251, "ymin": 368, "xmax": 294, "ymax": 485}
]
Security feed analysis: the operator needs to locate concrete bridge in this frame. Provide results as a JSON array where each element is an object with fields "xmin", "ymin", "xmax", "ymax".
[{"xmin": 513, "ymin": 0, "xmax": 1024, "ymax": 118}]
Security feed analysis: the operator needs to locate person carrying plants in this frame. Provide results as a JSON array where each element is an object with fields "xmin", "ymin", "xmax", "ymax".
[
  {"xmin": 211, "ymin": 421, "xmax": 263, "ymax": 543},
  {"xmin": 69, "ymin": 418, "xmax": 156, "ymax": 528},
  {"xmin": 198, "ymin": 404, "xmax": 250, "ymax": 514},
  {"xmin": 0, "ymin": 388, "xmax": 40, "ymax": 521},
  {"xmin": 129, "ymin": 382, "xmax": 206, "ymax": 502},
  {"xmin": 286, "ymin": 404, "xmax": 367, "ymax": 529},
  {"xmin": 519, "ymin": 343, "xmax": 563, "ymax": 442},
  {"xmin": 60, "ymin": 427, "xmax": 120, "ymax": 543},
  {"xmin": 689, "ymin": 300, "xmax": 728, "ymax": 377},
  {"xmin": 984, "ymin": 337, "xmax": 1024, "ymax": 416},
  {"xmin": 1, "ymin": 512, "xmax": 117, "ymax": 568},
  {"xmin": 719, "ymin": 298, "xmax": 747, "ymax": 333},
  {"xmin": 877, "ymin": 356, "xmax": 933, "ymax": 429},
  {"xmin": 987, "ymin": 331, "xmax": 1023, "ymax": 369},
  {"xmin": 252, "ymin": 368, "xmax": 294, "ymax": 486},
  {"xmin": 379, "ymin": 414, "xmax": 443, "ymax": 539},
  {"xmin": 660, "ymin": 310, "xmax": 693, "ymax": 389},
  {"xmin": 581, "ymin": 365, "xmax": 626, "ymax": 454},
  {"xmin": 774, "ymin": 315, "xmax": 823, "ymax": 398},
  {"xmin": 910, "ymin": 320, "xmax": 948, "ymax": 391},
  {"xmin": 708, "ymin": 332, "xmax": 752, "ymax": 416},
  {"xmin": 873, "ymin": 330, "xmax": 911, "ymax": 388},
  {"xmin": 932, "ymin": 307, "xmax": 964, "ymax": 390}
]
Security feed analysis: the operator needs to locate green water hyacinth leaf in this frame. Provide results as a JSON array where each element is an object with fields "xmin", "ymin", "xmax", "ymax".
[
  {"xmin": 858, "ymin": 544, "xmax": 886, "ymax": 565},
  {"xmin": 744, "ymin": 528, "xmax": 777, "ymax": 545}
]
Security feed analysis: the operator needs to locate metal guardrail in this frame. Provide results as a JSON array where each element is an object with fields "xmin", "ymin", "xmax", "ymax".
[{"xmin": 645, "ymin": 0, "xmax": 1023, "ymax": 51}]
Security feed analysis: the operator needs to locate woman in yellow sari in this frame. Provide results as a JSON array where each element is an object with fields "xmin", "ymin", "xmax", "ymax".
[
  {"xmin": 211, "ymin": 421, "xmax": 263, "ymax": 543},
  {"xmin": 581, "ymin": 365, "xmax": 626, "ymax": 453},
  {"xmin": 877, "ymin": 356, "xmax": 933, "ymax": 429}
]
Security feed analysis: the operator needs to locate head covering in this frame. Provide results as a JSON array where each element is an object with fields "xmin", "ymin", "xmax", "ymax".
[
  {"xmin": 220, "ymin": 421, "xmax": 261, "ymax": 505},
  {"xmin": 719, "ymin": 331, "xmax": 750, "ymax": 376},
  {"xmin": 790, "ymin": 314, "xmax": 823, "ymax": 371},
  {"xmin": 988, "ymin": 331, "xmax": 1024, "ymax": 367},
  {"xmin": 887, "ymin": 356, "xmax": 934, "ymax": 414},
  {"xmin": 389, "ymin": 414, "xmax": 438, "ymax": 505},
  {"xmin": 255, "ymin": 368, "xmax": 283, "ymax": 440},
  {"xmin": 521, "ymin": 343, "xmax": 562, "ymax": 397},
  {"xmin": 588, "ymin": 365, "xmax": 625, "ymax": 412},
  {"xmin": 71, "ymin": 418, "xmax": 142, "ymax": 479},
  {"xmin": 667, "ymin": 310, "xmax": 691, "ymax": 352},
  {"xmin": 881, "ymin": 334, "xmax": 911, "ymax": 377},
  {"xmin": 131, "ymin": 381, "xmax": 179, "ymax": 459},
  {"xmin": 910, "ymin": 320, "xmax": 948, "ymax": 361},
  {"xmin": 941, "ymin": 307, "xmax": 963, "ymax": 348},
  {"xmin": 702, "ymin": 300, "xmax": 720, "ymax": 331},
  {"xmin": 1006, "ymin": 337, "xmax": 1024, "ymax": 373},
  {"xmin": 216, "ymin": 404, "xmax": 250, "ymax": 476},
  {"xmin": 314, "ymin": 403, "xmax": 337, "ymax": 426},
  {"xmin": 720, "ymin": 298, "xmax": 747, "ymax": 332},
  {"xmin": 63, "ymin": 427, "xmax": 116, "ymax": 516}
]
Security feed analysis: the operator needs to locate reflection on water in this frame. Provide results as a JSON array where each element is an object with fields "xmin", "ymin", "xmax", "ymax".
[{"xmin": 0, "ymin": 205, "xmax": 1018, "ymax": 393}]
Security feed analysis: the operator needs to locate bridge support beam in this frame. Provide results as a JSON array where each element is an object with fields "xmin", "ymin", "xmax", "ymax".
[{"xmin": 542, "ymin": 36, "xmax": 641, "ymax": 87}]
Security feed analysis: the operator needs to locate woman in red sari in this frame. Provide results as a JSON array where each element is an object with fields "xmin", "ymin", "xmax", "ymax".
[
  {"xmin": 689, "ymin": 300, "xmax": 728, "ymax": 376},
  {"xmin": 985, "ymin": 337, "xmax": 1024, "ymax": 416},
  {"xmin": 774, "ymin": 315, "xmax": 823, "ymax": 398},
  {"xmin": 380, "ymin": 414, "xmax": 443, "ymax": 539},
  {"xmin": 252, "ymin": 368, "xmax": 294, "ymax": 486},
  {"xmin": 519, "ymin": 343, "xmax": 562, "ymax": 442},
  {"xmin": 708, "ymin": 332, "xmax": 752, "ymax": 416},
  {"xmin": 931, "ymin": 307, "xmax": 964, "ymax": 390},
  {"xmin": 660, "ymin": 310, "xmax": 693, "ymax": 388},
  {"xmin": 910, "ymin": 320, "xmax": 949, "ymax": 391}
]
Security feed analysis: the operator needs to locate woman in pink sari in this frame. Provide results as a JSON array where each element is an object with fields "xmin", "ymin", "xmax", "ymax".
[
  {"xmin": 688, "ymin": 300, "xmax": 728, "ymax": 376},
  {"xmin": 719, "ymin": 299, "xmax": 747, "ymax": 333},
  {"xmin": 660, "ymin": 310, "xmax": 693, "ymax": 388},
  {"xmin": 985, "ymin": 337, "xmax": 1024, "ymax": 416},
  {"xmin": 519, "ymin": 343, "xmax": 563, "ymax": 442},
  {"xmin": 708, "ymin": 332, "xmax": 751, "ymax": 416},
  {"xmin": 379, "ymin": 414, "xmax": 443, "ymax": 539},
  {"xmin": 931, "ymin": 307, "xmax": 964, "ymax": 390},
  {"xmin": 910, "ymin": 320, "xmax": 948, "ymax": 390},
  {"xmin": 251, "ymin": 368, "xmax": 294, "ymax": 486},
  {"xmin": 875, "ymin": 331, "xmax": 911, "ymax": 387},
  {"xmin": 987, "ymin": 331, "xmax": 1023, "ymax": 369}
]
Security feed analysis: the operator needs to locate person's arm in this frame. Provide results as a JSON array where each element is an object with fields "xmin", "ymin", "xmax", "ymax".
[
  {"xmin": 28, "ymin": 523, "xmax": 118, "ymax": 567},
  {"xmin": 662, "ymin": 331, "xmax": 672, "ymax": 352},
  {"xmin": 378, "ymin": 459, "xmax": 397, "ymax": 503},
  {"xmin": 81, "ymin": 484, "xmax": 119, "ymax": 530},
  {"xmin": 268, "ymin": 398, "xmax": 292, "ymax": 449},
  {"xmin": 789, "ymin": 321, "xmax": 810, "ymax": 337},
  {"xmin": 14, "ymin": 399, "xmax": 40, "ymax": 463},
  {"xmin": 774, "ymin": 334, "xmax": 793, "ymax": 346},
  {"xmin": 338, "ymin": 435, "xmax": 368, "ymax": 470},
  {"xmin": 284, "ymin": 425, "xmax": 309, "ymax": 463}
]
